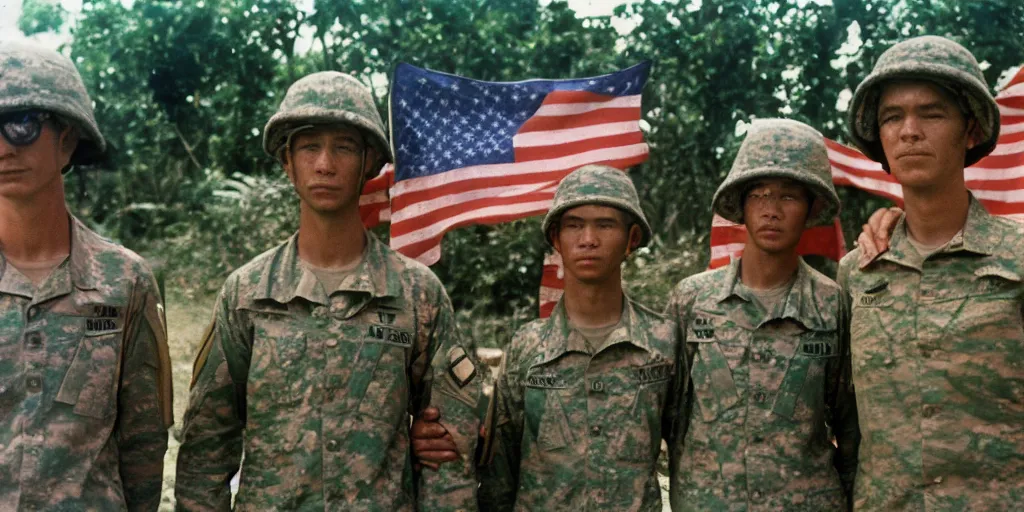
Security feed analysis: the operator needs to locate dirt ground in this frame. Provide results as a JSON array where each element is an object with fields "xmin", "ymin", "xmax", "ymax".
[{"xmin": 159, "ymin": 292, "xmax": 215, "ymax": 511}]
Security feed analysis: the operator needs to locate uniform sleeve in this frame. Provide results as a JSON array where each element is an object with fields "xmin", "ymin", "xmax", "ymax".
[
  {"xmin": 663, "ymin": 282, "xmax": 697, "ymax": 512},
  {"xmin": 830, "ymin": 286, "xmax": 861, "ymax": 506},
  {"xmin": 413, "ymin": 287, "xmax": 481, "ymax": 511},
  {"xmin": 175, "ymin": 282, "xmax": 251, "ymax": 512},
  {"xmin": 478, "ymin": 355, "xmax": 523, "ymax": 512},
  {"xmin": 117, "ymin": 270, "xmax": 172, "ymax": 512}
]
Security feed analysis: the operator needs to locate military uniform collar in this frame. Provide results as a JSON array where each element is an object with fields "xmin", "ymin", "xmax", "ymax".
[
  {"xmin": 537, "ymin": 294, "xmax": 652, "ymax": 363},
  {"xmin": 0, "ymin": 215, "xmax": 101, "ymax": 301},
  {"xmin": 867, "ymin": 194, "xmax": 994, "ymax": 271},
  {"xmin": 717, "ymin": 257, "xmax": 832, "ymax": 331},
  {"xmin": 254, "ymin": 230, "xmax": 398, "ymax": 305}
]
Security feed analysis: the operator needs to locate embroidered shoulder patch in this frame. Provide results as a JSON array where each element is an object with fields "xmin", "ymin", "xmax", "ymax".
[{"xmin": 447, "ymin": 346, "xmax": 476, "ymax": 388}]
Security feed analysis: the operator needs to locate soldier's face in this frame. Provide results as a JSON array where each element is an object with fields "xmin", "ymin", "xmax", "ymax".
[
  {"xmin": 553, "ymin": 204, "xmax": 640, "ymax": 284},
  {"xmin": 283, "ymin": 125, "xmax": 377, "ymax": 214},
  {"xmin": 877, "ymin": 80, "xmax": 980, "ymax": 189},
  {"xmin": 742, "ymin": 179, "xmax": 810, "ymax": 254},
  {"xmin": 0, "ymin": 115, "xmax": 73, "ymax": 201}
]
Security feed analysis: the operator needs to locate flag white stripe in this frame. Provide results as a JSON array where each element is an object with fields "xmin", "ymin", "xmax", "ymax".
[
  {"xmin": 391, "ymin": 143, "xmax": 650, "ymax": 198},
  {"xmin": 965, "ymin": 164, "xmax": 1024, "ymax": 180},
  {"xmin": 539, "ymin": 288, "xmax": 564, "ymax": 302},
  {"xmin": 999, "ymin": 82, "xmax": 1024, "ymax": 98},
  {"xmin": 359, "ymin": 189, "xmax": 389, "ymax": 206},
  {"xmin": 989, "ymin": 140, "xmax": 1024, "ymax": 156},
  {"xmin": 392, "ymin": 182, "xmax": 559, "ymax": 224},
  {"xmin": 532, "ymin": 95, "xmax": 642, "ymax": 116},
  {"xmin": 710, "ymin": 243, "xmax": 746, "ymax": 260},
  {"xmin": 831, "ymin": 166, "xmax": 904, "ymax": 199},
  {"xmin": 1002, "ymin": 122, "xmax": 1024, "ymax": 135},
  {"xmin": 392, "ymin": 200, "xmax": 554, "ymax": 249},
  {"xmin": 1000, "ymin": 105, "xmax": 1024, "ymax": 117},
  {"xmin": 827, "ymin": 148, "xmax": 884, "ymax": 171},
  {"xmin": 512, "ymin": 121, "xmax": 640, "ymax": 147}
]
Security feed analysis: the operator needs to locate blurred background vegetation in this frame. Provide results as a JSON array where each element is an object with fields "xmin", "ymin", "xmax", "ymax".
[{"xmin": 15, "ymin": 0, "xmax": 1024, "ymax": 344}]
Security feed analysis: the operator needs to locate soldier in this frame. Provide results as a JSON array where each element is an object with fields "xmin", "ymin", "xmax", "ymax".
[
  {"xmin": 419, "ymin": 165, "xmax": 680, "ymax": 510},
  {"xmin": 174, "ymin": 71, "xmax": 482, "ymax": 511},
  {"xmin": 666, "ymin": 119, "xmax": 860, "ymax": 511},
  {"xmin": 0, "ymin": 42, "xmax": 173, "ymax": 510},
  {"xmin": 838, "ymin": 35, "xmax": 1024, "ymax": 509}
]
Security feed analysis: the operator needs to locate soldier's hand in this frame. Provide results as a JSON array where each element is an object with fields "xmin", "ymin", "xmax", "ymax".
[
  {"xmin": 857, "ymin": 206, "xmax": 903, "ymax": 268},
  {"xmin": 412, "ymin": 407, "xmax": 459, "ymax": 471}
]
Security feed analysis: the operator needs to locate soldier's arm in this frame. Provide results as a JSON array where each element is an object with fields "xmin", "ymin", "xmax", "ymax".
[
  {"xmin": 413, "ymin": 287, "xmax": 482, "ymax": 511},
  {"xmin": 830, "ymin": 283, "xmax": 861, "ymax": 505},
  {"xmin": 478, "ymin": 355, "xmax": 523, "ymax": 512},
  {"xmin": 117, "ymin": 270, "xmax": 173, "ymax": 512},
  {"xmin": 664, "ymin": 281, "xmax": 697, "ymax": 512},
  {"xmin": 175, "ymin": 283, "xmax": 251, "ymax": 512}
]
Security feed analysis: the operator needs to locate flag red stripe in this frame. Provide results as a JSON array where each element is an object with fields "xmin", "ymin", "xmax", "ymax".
[
  {"xmin": 517, "ymin": 107, "xmax": 642, "ymax": 133},
  {"xmin": 514, "ymin": 132, "xmax": 646, "ymax": 161},
  {"xmin": 998, "ymin": 96, "xmax": 1024, "ymax": 110},
  {"xmin": 390, "ymin": 154, "xmax": 649, "ymax": 238},
  {"xmin": 539, "ymin": 90, "xmax": 630, "ymax": 104}
]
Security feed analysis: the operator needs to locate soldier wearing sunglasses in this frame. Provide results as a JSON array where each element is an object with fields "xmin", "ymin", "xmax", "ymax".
[{"xmin": 0, "ymin": 42, "xmax": 173, "ymax": 511}]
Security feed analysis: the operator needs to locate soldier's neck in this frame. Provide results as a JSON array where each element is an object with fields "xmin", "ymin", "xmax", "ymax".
[
  {"xmin": 0, "ymin": 187, "xmax": 71, "ymax": 262},
  {"xmin": 902, "ymin": 185, "xmax": 970, "ymax": 248},
  {"xmin": 562, "ymin": 273, "xmax": 624, "ymax": 329},
  {"xmin": 297, "ymin": 204, "xmax": 366, "ymax": 269},
  {"xmin": 739, "ymin": 246, "xmax": 799, "ymax": 290}
]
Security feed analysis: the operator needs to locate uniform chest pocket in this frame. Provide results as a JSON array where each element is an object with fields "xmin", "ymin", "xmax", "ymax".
[
  {"xmin": 771, "ymin": 330, "xmax": 838, "ymax": 420},
  {"xmin": 524, "ymin": 368, "xmax": 576, "ymax": 452},
  {"xmin": 55, "ymin": 323, "xmax": 123, "ymax": 419},
  {"xmin": 688, "ymin": 340, "xmax": 740, "ymax": 422},
  {"xmin": 611, "ymin": 362, "xmax": 673, "ymax": 463},
  {"xmin": 249, "ymin": 313, "xmax": 308, "ymax": 405}
]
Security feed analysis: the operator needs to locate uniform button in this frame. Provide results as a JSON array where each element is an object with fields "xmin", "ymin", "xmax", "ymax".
[
  {"xmin": 325, "ymin": 439, "xmax": 340, "ymax": 452},
  {"xmin": 26, "ymin": 332, "xmax": 42, "ymax": 349},
  {"xmin": 754, "ymin": 391, "xmax": 767, "ymax": 403},
  {"xmin": 26, "ymin": 376, "xmax": 42, "ymax": 392},
  {"xmin": 325, "ymin": 338, "xmax": 339, "ymax": 348},
  {"xmin": 312, "ymin": 306, "xmax": 328, "ymax": 317},
  {"xmin": 922, "ymin": 405, "xmax": 940, "ymax": 418},
  {"xmin": 752, "ymin": 353, "xmax": 762, "ymax": 362},
  {"xmin": 751, "ymin": 490, "xmax": 763, "ymax": 501},
  {"xmin": 26, "ymin": 307, "xmax": 38, "ymax": 321},
  {"xmin": 591, "ymin": 381, "xmax": 604, "ymax": 392},
  {"xmin": 590, "ymin": 425, "xmax": 602, "ymax": 437}
]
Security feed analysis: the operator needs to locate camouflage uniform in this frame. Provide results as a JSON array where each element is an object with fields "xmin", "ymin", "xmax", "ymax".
[
  {"xmin": 839, "ymin": 36, "xmax": 1023, "ymax": 510},
  {"xmin": 478, "ymin": 165, "xmax": 680, "ymax": 512},
  {"xmin": 0, "ymin": 43, "xmax": 172, "ymax": 511},
  {"xmin": 175, "ymin": 72, "xmax": 481, "ymax": 511},
  {"xmin": 667, "ymin": 120, "xmax": 860, "ymax": 511}
]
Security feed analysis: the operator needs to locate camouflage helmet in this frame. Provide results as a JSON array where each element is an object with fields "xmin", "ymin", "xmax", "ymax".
[
  {"xmin": 542, "ymin": 164, "xmax": 652, "ymax": 247},
  {"xmin": 0, "ymin": 41, "xmax": 106, "ymax": 165},
  {"xmin": 849, "ymin": 35, "xmax": 999, "ymax": 169},
  {"xmin": 713, "ymin": 118, "xmax": 840, "ymax": 227},
  {"xmin": 263, "ymin": 71, "xmax": 393, "ymax": 173}
]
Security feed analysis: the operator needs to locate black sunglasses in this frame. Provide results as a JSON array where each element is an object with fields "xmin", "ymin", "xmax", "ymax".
[{"xmin": 1, "ymin": 111, "xmax": 53, "ymax": 147}]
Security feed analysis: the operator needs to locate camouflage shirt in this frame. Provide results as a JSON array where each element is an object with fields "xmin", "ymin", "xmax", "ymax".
[
  {"xmin": 478, "ymin": 296, "xmax": 679, "ymax": 512},
  {"xmin": 838, "ymin": 196, "xmax": 1024, "ymax": 510},
  {"xmin": 666, "ymin": 258, "xmax": 860, "ymax": 511},
  {"xmin": 0, "ymin": 216, "xmax": 172, "ymax": 511},
  {"xmin": 175, "ymin": 232, "xmax": 481, "ymax": 511}
]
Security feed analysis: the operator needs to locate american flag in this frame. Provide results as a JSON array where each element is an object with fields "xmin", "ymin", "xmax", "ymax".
[
  {"xmin": 539, "ymin": 65, "xmax": 1024, "ymax": 316},
  {"xmin": 375, "ymin": 62, "xmax": 651, "ymax": 265}
]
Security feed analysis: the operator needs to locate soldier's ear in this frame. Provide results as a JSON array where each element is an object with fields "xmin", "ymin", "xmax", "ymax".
[
  {"xmin": 964, "ymin": 117, "xmax": 982, "ymax": 150},
  {"xmin": 626, "ymin": 224, "xmax": 642, "ymax": 254},
  {"xmin": 57, "ymin": 124, "xmax": 79, "ymax": 170}
]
